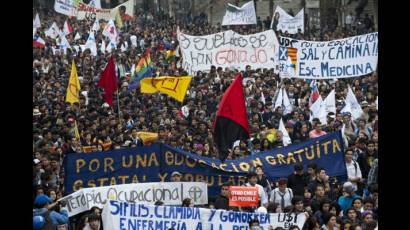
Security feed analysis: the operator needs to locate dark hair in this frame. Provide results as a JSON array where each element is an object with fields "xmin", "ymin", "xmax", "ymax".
[
  {"xmin": 247, "ymin": 171, "xmax": 257, "ymax": 179},
  {"xmin": 307, "ymin": 163, "xmax": 317, "ymax": 170},
  {"xmin": 320, "ymin": 198, "xmax": 332, "ymax": 211},
  {"xmin": 182, "ymin": 198, "xmax": 192, "ymax": 207},
  {"xmin": 329, "ymin": 202, "xmax": 342, "ymax": 216},
  {"xmin": 291, "ymin": 196, "xmax": 303, "ymax": 206},
  {"xmin": 87, "ymin": 213, "xmax": 100, "ymax": 221},
  {"xmin": 289, "ymin": 226, "xmax": 300, "ymax": 230},
  {"xmin": 248, "ymin": 218, "xmax": 260, "ymax": 227},
  {"xmin": 349, "ymin": 224, "xmax": 361, "ymax": 230},
  {"xmin": 273, "ymin": 228, "xmax": 285, "ymax": 230},
  {"xmin": 322, "ymin": 213, "xmax": 336, "ymax": 225},
  {"xmin": 267, "ymin": 202, "xmax": 277, "ymax": 213},
  {"xmin": 154, "ymin": 201, "xmax": 164, "ymax": 206},
  {"xmin": 363, "ymin": 197, "xmax": 374, "ymax": 206},
  {"xmin": 315, "ymin": 167, "xmax": 325, "ymax": 174}
]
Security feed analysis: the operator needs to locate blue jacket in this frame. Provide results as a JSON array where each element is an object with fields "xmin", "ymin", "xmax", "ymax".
[
  {"xmin": 338, "ymin": 193, "xmax": 361, "ymax": 214},
  {"xmin": 33, "ymin": 208, "xmax": 69, "ymax": 226}
]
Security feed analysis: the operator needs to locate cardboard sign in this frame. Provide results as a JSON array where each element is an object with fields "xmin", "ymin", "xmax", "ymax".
[{"xmin": 229, "ymin": 186, "xmax": 259, "ymax": 207}]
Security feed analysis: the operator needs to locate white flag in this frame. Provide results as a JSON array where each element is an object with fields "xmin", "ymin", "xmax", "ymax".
[
  {"xmin": 342, "ymin": 86, "xmax": 363, "ymax": 120},
  {"xmin": 92, "ymin": 19, "xmax": 100, "ymax": 32},
  {"xmin": 33, "ymin": 13, "xmax": 41, "ymax": 28},
  {"xmin": 274, "ymin": 88, "xmax": 293, "ymax": 115},
  {"xmin": 106, "ymin": 39, "xmax": 116, "ymax": 53},
  {"xmin": 89, "ymin": 0, "xmax": 101, "ymax": 9},
  {"xmin": 261, "ymin": 92, "xmax": 266, "ymax": 105},
  {"xmin": 45, "ymin": 22, "xmax": 61, "ymax": 39},
  {"xmin": 84, "ymin": 31, "xmax": 97, "ymax": 56},
  {"xmin": 100, "ymin": 39, "xmax": 106, "ymax": 54},
  {"xmin": 74, "ymin": 32, "xmax": 81, "ymax": 41},
  {"xmin": 102, "ymin": 20, "xmax": 118, "ymax": 45},
  {"xmin": 279, "ymin": 118, "xmax": 292, "ymax": 146},
  {"xmin": 323, "ymin": 89, "xmax": 336, "ymax": 116},
  {"xmin": 309, "ymin": 96, "xmax": 324, "ymax": 122},
  {"xmin": 58, "ymin": 32, "xmax": 72, "ymax": 54},
  {"xmin": 33, "ymin": 28, "xmax": 37, "ymax": 39}
]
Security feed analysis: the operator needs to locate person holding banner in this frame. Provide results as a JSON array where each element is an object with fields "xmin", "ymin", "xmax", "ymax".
[
  {"xmin": 270, "ymin": 178, "xmax": 293, "ymax": 211},
  {"xmin": 245, "ymin": 171, "xmax": 269, "ymax": 208}
]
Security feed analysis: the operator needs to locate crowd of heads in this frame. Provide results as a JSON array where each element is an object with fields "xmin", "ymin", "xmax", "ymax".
[{"xmin": 33, "ymin": 4, "xmax": 377, "ymax": 230}]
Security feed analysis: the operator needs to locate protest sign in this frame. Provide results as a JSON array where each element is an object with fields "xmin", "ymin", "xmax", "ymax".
[
  {"xmin": 222, "ymin": 1, "xmax": 257, "ymax": 26},
  {"xmin": 229, "ymin": 186, "xmax": 259, "ymax": 207},
  {"xmin": 272, "ymin": 6, "xmax": 304, "ymax": 34},
  {"xmin": 102, "ymin": 201, "xmax": 307, "ymax": 230},
  {"xmin": 60, "ymin": 182, "xmax": 208, "ymax": 217},
  {"xmin": 65, "ymin": 132, "xmax": 346, "ymax": 197},
  {"xmin": 54, "ymin": 0, "xmax": 78, "ymax": 17},
  {"xmin": 278, "ymin": 32, "xmax": 378, "ymax": 79},
  {"xmin": 177, "ymin": 29, "xmax": 279, "ymax": 75}
]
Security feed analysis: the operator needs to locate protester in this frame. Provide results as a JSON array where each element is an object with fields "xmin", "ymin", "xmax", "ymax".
[{"xmin": 33, "ymin": 1, "xmax": 377, "ymax": 229}]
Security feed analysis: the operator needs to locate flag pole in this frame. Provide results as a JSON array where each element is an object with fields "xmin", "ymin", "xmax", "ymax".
[{"xmin": 117, "ymin": 89, "xmax": 121, "ymax": 124}]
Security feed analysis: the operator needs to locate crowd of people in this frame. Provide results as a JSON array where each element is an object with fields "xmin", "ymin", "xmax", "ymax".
[{"xmin": 33, "ymin": 3, "xmax": 377, "ymax": 230}]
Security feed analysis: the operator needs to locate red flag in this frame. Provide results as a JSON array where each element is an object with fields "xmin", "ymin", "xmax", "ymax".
[
  {"xmin": 63, "ymin": 19, "xmax": 73, "ymax": 35},
  {"xmin": 98, "ymin": 56, "xmax": 118, "ymax": 106},
  {"xmin": 213, "ymin": 73, "xmax": 249, "ymax": 161}
]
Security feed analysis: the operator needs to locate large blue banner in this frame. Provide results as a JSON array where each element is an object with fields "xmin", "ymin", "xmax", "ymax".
[{"xmin": 65, "ymin": 131, "xmax": 346, "ymax": 196}]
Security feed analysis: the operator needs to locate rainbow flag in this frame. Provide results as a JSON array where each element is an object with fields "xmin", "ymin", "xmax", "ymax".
[{"xmin": 128, "ymin": 48, "xmax": 153, "ymax": 90}]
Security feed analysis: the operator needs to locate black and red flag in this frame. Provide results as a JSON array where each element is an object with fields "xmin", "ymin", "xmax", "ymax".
[{"xmin": 213, "ymin": 73, "xmax": 250, "ymax": 162}]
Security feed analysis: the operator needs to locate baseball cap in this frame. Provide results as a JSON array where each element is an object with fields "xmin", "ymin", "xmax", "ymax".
[
  {"xmin": 171, "ymin": 171, "xmax": 182, "ymax": 177},
  {"xmin": 34, "ymin": 194, "xmax": 53, "ymax": 206}
]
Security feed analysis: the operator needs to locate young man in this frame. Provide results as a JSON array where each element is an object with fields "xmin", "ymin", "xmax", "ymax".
[
  {"xmin": 214, "ymin": 182, "xmax": 230, "ymax": 210},
  {"xmin": 287, "ymin": 163, "xmax": 308, "ymax": 197},
  {"xmin": 358, "ymin": 141, "xmax": 378, "ymax": 179},
  {"xmin": 345, "ymin": 148, "xmax": 363, "ymax": 194},
  {"xmin": 246, "ymin": 171, "xmax": 269, "ymax": 208},
  {"xmin": 310, "ymin": 184, "xmax": 328, "ymax": 213},
  {"xmin": 270, "ymin": 178, "xmax": 293, "ymax": 210},
  {"xmin": 309, "ymin": 122, "xmax": 327, "ymax": 139}
]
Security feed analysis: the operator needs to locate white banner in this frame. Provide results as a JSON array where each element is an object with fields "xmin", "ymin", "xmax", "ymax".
[
  {"xmin": 278, "ymin": 32, "xmax": 378, "ymax": 79},
  {"xmin": 222, "ymin": 1, "xmax": 257, "ymax": 26},
  {"xmin": 60, "ymin": 182, "xmax": 208, "ymax": 217},
  {"xmin": 54, "ymin": 0, "xmax": 134, "ymax": 21},
  {"xmin": 102, "ymin": 201, "xmax": 307, "ymax": 230},
  {"xmin": 76, "ymin": 0, "xmax": 134, "ymax": 21},
  {"xmin": 178, "ymin": 29, "xmax": 279, "ymax": 75},
  {"xmin": 272, "ymin": 6, "xmax": 304, "ymax": 34},
  {"xmin": 54, "ymin": 0, "xmax": 78, "ymax": 17}
]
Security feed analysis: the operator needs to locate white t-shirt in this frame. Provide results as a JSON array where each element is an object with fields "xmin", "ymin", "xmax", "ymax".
[
  {"xmin": 245, "ymin": 183, "xmax": 268, "ymax": 207},
  {"xmin": 346, "ymin": 160, "xmax": 362, "ymax": 191}
]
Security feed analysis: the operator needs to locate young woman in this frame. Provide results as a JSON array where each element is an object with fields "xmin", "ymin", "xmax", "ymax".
[
  {"xmin": 320, "ymin": 213, "xmax": 338, "ymax": 230},
  {"xmin": 352, "ymin": 198, "xmax": 364, "ymax": 213}
]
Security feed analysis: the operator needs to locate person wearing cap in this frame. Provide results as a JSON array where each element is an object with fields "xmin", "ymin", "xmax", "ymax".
[
  {"xmin": 33, "ymin": 194, "xmax": 68, "ymax": 228},
  {"xmin": 287, "ymin": 163, "xmax": 308, "ymax": 197},
  {"xmin": 245, "ymin": 171, "xmax": 269, "ymax": 208},
  {"xmin": 338, "ymin": 182, "xmax": 361, "ymax": 214},
  {"xmin": 270, "ymin": 178, "xmax": 293, "ymax": 211},
  {"xmin": 309, "ymin": 122, "xmax": 327, "ymax": 139},
  {"xmin": 171, "ymin": 171, "xmax": 182, "ymax": 182}
]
